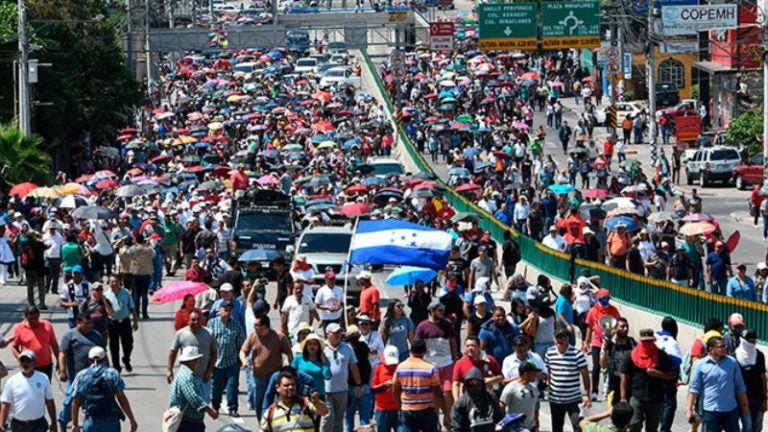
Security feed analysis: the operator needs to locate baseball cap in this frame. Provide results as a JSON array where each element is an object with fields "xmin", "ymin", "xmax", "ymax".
[
  {"xmin": 71, "ymin": 265, "xmax": 83, "ymax": 274},
  {"xmin": 89, "ymin": 346, "xmax": 106, "ymax": 361},
  {"xmin": 473, "ymin": 295, "xmax": 487, "ymax": 306},
  {"xmin": 639, "ymin": 329, "xmax": 656, "ymax": 342},
  {"xmin": 597, "ymin": 288, "xmax": 610, "ymax": 299},
  {"xmin": 324, "ymin": 270, "xmax": 337, "ymax": 280},
  {"xmin": 219, "ymin": 283, "xmax": 234, "ymax": 292},
  {"xmin": 518, "ymin": 361, "xmax": 541, "ymax": 375},
  {"xmin": 513, "ymin": 335, "xmax": 529, "ymax": 346},
  {"xmin": 729, "ymin": 313, "xmax": 745, "ymax": 327},
  {"xmin": 736, "ymin": 262, "xmax": 747, "ymax": 270},
  {"xmin": 357, "ymin": 270, "xmax": 372, "ymax": 280},
  {"xmin": 326, "ymin": 323, "xmax": 343, "ymax": 334},
  {"xmin": 19, "ymin": 350, "xmax": 36, "ymax": 361},
  {"xmin": 346, "ymin": 325, "xmax": 360, "ymax": 336},
  {"xmin": 383, "ymin": 346, "xmax": 399, "ymax": 365}
]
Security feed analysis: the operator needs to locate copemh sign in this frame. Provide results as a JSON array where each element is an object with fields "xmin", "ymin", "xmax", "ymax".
[
  {"xmin": 541, "ymin": 1, "xmax": 601, "ymax": 49},
  {"xmin": 661, "ymin": 4, "xmax": 737, "ymax": 36},
  {"xmin": 478, "ymin": 3, "xmax": 538, "ymax": 51}
]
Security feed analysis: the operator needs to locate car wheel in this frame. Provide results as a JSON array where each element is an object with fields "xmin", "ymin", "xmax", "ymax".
[
  {"xmin": 698, "ymin": 171, "xmax": 707, "ymax": 187},
  {"xmin": 735, "ymin": 175, "xmax": 744, "ymax": 190},
  {"xmin": 686, "ymin": 170, "xmax": 692, "ymax": 185}
]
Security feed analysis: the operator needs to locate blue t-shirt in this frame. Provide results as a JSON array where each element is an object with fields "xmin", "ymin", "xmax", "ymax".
[
  {"xmin": 705, "ymin": 252, "xmax": 730, "ymax": 281},
  {"xmin": 463, "ymin": 291, "xmax": 494, "ymax": 315},
  {"xmin": 478, "ymin": 321, "xmax": 519, "ymax": 362},
  {"xmin": 384, "ymin": 315, "xmax": 414, "ymax": 360},
  {"xmin": 291, "ymin": 356, "xmax": 332, "ymax": 396},
  {"xmin": 555, "ymin": 294, "xmax": 574, "ymax": 326},
  {"xmin": 324, "ymin": 342, "xmax": 357, "ymax": 393}
]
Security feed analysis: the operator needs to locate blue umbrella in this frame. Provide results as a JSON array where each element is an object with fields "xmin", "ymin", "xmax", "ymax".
[
  {"xmin": 343, "ymin": 138, "xmax": 361, "ymax": 150},
  {"xmin": 266, "ymin": 50, "xmax": 283, "ymax": 60},
  {"xmin": 474, "ymin": 161, "xmax": 493, "ymax": 172},
  {"xmin": 548, "ymin": 184, "xmax": 575, "ymax": 195},
  {"xmin": 238, "ymin": 249, "xmax": 283, "ymax": 262},
  {"xmin": 463, "ymin": 147, "xmax": 481, "ymax": 157},
  {"xmin": 605, "ymin": 216, "xmax": 640, "ymax": 231},
  {"xmin": 447, "ymin": 167, "xmax": 470, "ymax": 178},
  {"xmin": 438, "ymin": 90, "xmax": 453, "ymax": 99},
  {"xmin": 311, "ymin": 134, "xmax": 328, "ymax": 143},
  {"xmin": 307, "ymin": 202, "xmax": 336, "ymax": 211},
  {"xmin": 385, "ymin": 266, "xmax": 438, "ymax": 286}
]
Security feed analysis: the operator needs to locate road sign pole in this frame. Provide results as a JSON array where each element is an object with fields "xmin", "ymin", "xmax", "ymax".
[
  {"xmin": 609, "ymin": 21, "xmax": 616, "ymax": 105},
  {"xmin": 763, "ymin": 22, "xmax": 768, "ymax": 185}
]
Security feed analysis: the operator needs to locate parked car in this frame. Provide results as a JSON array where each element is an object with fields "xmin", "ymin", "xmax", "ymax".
[
  {"xmin": 685, "ymin": 146, "xmax": 742, "ymax": 187},
  {"xmin": 732, "ymin": 153, "xmax": 763, "ymax": 190},
  {"xmin": 656, "ymin": 99, "xmax": 698, "ymax": 119},
  {"xmin": 655, "ymin": 82, "xmax": 680, "ymax": 107},
  {"xmin": 368, "ymin": 157, "xmax": 405, "ymax": 178},
  {"xmin": 594, "ymin": 101, "xmax": 645, "ymax": 125}
]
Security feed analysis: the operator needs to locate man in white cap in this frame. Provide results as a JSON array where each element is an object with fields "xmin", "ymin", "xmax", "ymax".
[
  {"xmin": 70, "ymin": 347, "xmax": 138, "ymax": 432},
  {"xmin": 357, "ymin": 271, "xmax": 381, "ymax": 329},
  {"xmin": 208, "ymin": 283, "xmax": 245, "ymax": 327},
  {"xmin": 315, "ymin": 270, "xmax": 344, "ymax": 333},
  {"xmin": 168, "ymin": 346, "xmax": 219, "ymax": 431},
  {"xmin": 370, "ymin": 346, "xmax": 400, "ymax": 431},
  {"xmin": 0, "ymin": 350, "xmax": 57, "ymax": 432}
]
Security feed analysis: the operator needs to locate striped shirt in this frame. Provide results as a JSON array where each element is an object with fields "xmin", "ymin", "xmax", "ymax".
[
  {"xmin": 393, "ymin": 357, "xmax": 440, "ymax": 411},
  {"xmin": 545, "ymin": 345, "xmax": 588, "ymax": 404},
  {"xmin": 260, "ymin": 398, "xmax": 319, "ymax": 432}
]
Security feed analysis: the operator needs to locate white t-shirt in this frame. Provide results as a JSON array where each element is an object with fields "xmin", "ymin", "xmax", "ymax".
[
  {"xmin": 281, "ymin": 294, "xmax": 316, "ymax": 336},
  {"xmin": 315, "ymin": 285, "xmax": 344, "ymax": 321},
  {"xmin": 42, "ymin": 232, "xmax": 64, "ymax": 259},
  {"xmin": 361, "ymin": 330, "xmax": 385, "ymax": 368},
  {"xmin": 542, "ymin": 234, "xmax": 565, "ymax": 251},
  {"xmin": 1, "ymin": 371, "xmax": 54, "ymax": 421},
  {"xmin": 501, "ymin": 351, "xmax": 545, "ymax": 383}
]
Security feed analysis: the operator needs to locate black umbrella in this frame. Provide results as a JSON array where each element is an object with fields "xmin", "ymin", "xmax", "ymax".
[{"xmin": 72, "ymin": 206, "xmax": 116, "ymax": 220}]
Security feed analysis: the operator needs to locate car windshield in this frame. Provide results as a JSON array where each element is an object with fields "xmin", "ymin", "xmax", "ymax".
[
  {"xmin": 373, "ymin": 163, "xmax": 404, "ymax": 175},
  {"xmin": 235, "ymin": 212, "xmax": 293, "ymax": 234},
  {"xmin": 300, "ymin": 233, "xmax": 351, "ymax": 254},
  {"xmin": 710, "ymin": 149, "xmax": 739, "ymax": 161},
  {"xmin": 326, "ymin": 69, "xmax": 345, "ymax": 77},
  {"xmin": 297, "ymin": 59, "xmax": 316, "ymax": 66}
]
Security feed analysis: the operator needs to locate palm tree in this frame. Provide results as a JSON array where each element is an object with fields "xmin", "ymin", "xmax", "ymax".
[{"xmin": 0, "ymin": 126, "xmax": 53, "ymax": 190}]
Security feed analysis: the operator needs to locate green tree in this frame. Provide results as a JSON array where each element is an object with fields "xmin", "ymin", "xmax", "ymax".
[
  {"xmin": 725, "ymin": 108, "xmax": 762, "ymax": 155},
  {"xmin": 0, "ymin": 126, "xmax": 53, "ymax": 189}
]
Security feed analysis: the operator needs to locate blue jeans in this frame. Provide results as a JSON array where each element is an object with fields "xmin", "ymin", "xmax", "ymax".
[
  {"xmin": 212, "ymin": 363, "xmax": 240, "ymax": 411},
  {"xmin": 201, "ymin": 379, "xmax": 211, "ymax": 404},
  {"xmin": 345, "ymin": 385, "xmax": 372, "ymax": 432},
  {"xmin": 401, "ymin": 409, "xmax": 438, "ymax": 432},
  {"xmin": 701, "ymin": 408, "xmax": 740, "ymax": 432},
  {"xmin": 251, "ymin": 375, "xmax": 269, "ymax": 420},
  {"xmin": 178, "ymin": 419, "xmax": 205, "ymax": 432},
  {"xmin": 132, "ymin": 274, "xmax": 150, "ymax": 317},
  {"xmin": 58, "ymin": 380, "xmax": 73, "ymax": 428},
  {"xmin": 375, "ymin": 410, "xmax": 400, "ymax": 432},
  {"xmin": 709, "ymin": 278, "xmax": 727, "ymax": 295},
  {"xmin": 151, "ymin": 252, "xmax": 164, "ymax": 291},
  {"xmin": 659, "ymin": 381, "xmax": 677, "ymax": 432},
  {"xmin": 534, "ymin": 341, "xmax": 554, "ymax": 360},
  {"xmin": 83, "ymin": 416, "xmax": 121, "ymax": 432},
  {"xmin": 763, "ymin": 216, "xmax": 768, "ymax": 238}
]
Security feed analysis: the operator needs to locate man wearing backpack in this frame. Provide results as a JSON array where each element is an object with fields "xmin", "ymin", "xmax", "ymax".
[
  {"xmin": 70, "ymin": 347, "xmax": 138, "ymax": 432},
  {"xmin": 58, "ymin": 266, "xmax": 91, "ymax": 329}
]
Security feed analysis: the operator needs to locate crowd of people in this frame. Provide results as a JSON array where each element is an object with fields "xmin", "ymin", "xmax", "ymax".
[{"xmin": 0, "ymin": 29, "xmax": 764, "ymax": 432}]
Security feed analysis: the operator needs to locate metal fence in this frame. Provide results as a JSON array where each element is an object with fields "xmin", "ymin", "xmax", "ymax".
[{"xmin": 361, "ymin": 50, "xmax": 768, "ymax": 340}]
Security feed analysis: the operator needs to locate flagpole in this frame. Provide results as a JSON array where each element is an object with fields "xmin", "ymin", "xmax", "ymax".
[{"xmin": 343, "ymin": 216, "xmax": 361, "ymax": 329}]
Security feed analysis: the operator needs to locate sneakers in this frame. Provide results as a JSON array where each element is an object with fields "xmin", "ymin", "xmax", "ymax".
[
  {"xmin": 229, "ymin": 410, "xmax": 239, "ymax": 418},
  {"xmin": 123, "ymin": 359, "xmax": 133, "ymax": 373},
  {"xmin": 591, "ymin": 393, "xmax": 599, "ymax": 402}
]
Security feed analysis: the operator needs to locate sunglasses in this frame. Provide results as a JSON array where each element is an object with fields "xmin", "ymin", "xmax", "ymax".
[{"xmin": 394, "ymin": 304, "xmax": 404, "ymax": 309}]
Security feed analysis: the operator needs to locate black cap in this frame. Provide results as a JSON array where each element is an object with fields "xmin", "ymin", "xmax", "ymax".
[
  {"xmin": 273, "ymin": 256, "xmax": 286, "ymax": 265},
  {"xmin": 518, "ymin": 361, "xmax": 541, "ymax": 375},
  {"xmin": 554, "ymin": 328, "xmax": 569, "ymax": 339},
  {"xmin": 742, "ymin": 328, "xmax": 758, "ymax": 341},
  {"xmin": 513, "ymin": 335, "xmax": 529, "ymax": 346}
]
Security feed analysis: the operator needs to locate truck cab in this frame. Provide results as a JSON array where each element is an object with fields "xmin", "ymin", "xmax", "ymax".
[
  {"xmin": 286, "ymin": 29, "xmax": 311, "ymax": 55},
  {"xmin": 231, "ymin": 190, "xmax": 299, "ymax": 266}
]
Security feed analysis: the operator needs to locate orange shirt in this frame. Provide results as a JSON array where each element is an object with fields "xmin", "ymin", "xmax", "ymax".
[
  {"xmin": 359, "ymin": 286, "xmax": 381, "ymax": 321},
  {"xmin": 607, "ymin": 232, "xmax": 630, "ymax": 257},
  {"xmin": 394, "ymin": 357, "xmax": 440, "ymax": 411},
  {"xmin": 13, "ymin": 319, "xmax": 57, "ymax": 367}
]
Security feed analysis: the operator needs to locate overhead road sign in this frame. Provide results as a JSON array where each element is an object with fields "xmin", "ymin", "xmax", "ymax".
[
  {"xmin": 661, "ymin": 4, "xmax": 737, "ymax": 36},
  {"xmin": 542, "ymin": 1, "xmax": 601, "ymax": 49},
  {"xmin": 478, "ymin": 3, "xmax": 538, "ymax": 51},
  {"xmin": 430, "ymin": 22, "xmax": 455, "ymax": 51}
]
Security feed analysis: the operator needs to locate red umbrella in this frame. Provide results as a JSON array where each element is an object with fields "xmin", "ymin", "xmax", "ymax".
[
  {"xmin": 581, "ymin": 76, "xmax": 594, "ymax": 83},
  {"xmin": 151, "ymin": 154, "xmax": 172, "ymax": 164},
  {"xmin": 9, "ymin": 182, "xmax": 39, "ymax": 197},
  {"xmin": 346, "ymin": 184, "xmax": 368, "ymax": 194},
  {"xmin": 312, "ymin": 121, "xmax": 334, "ymax": 133},
  {"xmin": 95, "ymin": 179, "xmax": 119, "ymax": 190},
  {"xmin": 120, "ymin": 127, "xmax": 138, "ymax": 135},
  {"xmin": 117, "ymin": 134, "xmax": 133, "ymax": 142},
  {"xmin": 186, "ymin": 165, "xmax": 206, "ymax": 173},
  {"xmin": 340, "ymin": 203, "xmax": 371, "ymax": 216},
  {"xmin": 583, "ymin": 189, "xmax": 609, "ymax": 199},
  {"xmin": 520, "ymin": 71, "xmax": 540, "ymax": 81},
  {"xmin": 450, "ymin": 122, "xmax": 468, "ymax": 131},
  {"xmin": 74, "ymin": 174, "xmax": 94, "ymax": 183},
  {"xmin": 212, "ymin": 166, "xmax": 233, "ymax": 177},
  {"xmin": 455, "ymin": 183, "xmax": 481, "ymax": 192},
  {"xmin": 424, "ymin": 93, "xmax": 439, "ymax": 99},
  {"xmin": 414, "ymin": 181, "xmax": 437, "ymax": 190},
  {"xmin": 424, "ymin": 116, "xmax": 440, "ymax": 123},
  {"xmin": 493, "ymin": 150, "xmax": 510, "ymax": 159},
  {"xmin": 312, "ymin": 91, "xmax": 332, "ymax": 102}
]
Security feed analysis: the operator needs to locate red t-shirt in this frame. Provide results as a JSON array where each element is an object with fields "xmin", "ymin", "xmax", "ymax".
[
  {"xmin": 585, "ymin": 305, "xmax": 621, "ymax": 348},
  {"xmin": 230, "ymin": 171, "xmax": 249, "ymax": 190},
  {"xmin": 13, "ymin": 319, "xmax": 57, "ymax": 367},
  {"xmin": 371, "ymin": 363, "xmax": 398, "ymax": 411},
  {"xmin": 563, "ymin": 215, "xmax": 586, "ymax": 245},
  {"xmin": 359, "ymin": 286, "xmax": 381, "ymax": 321},
  {"xmin": 452, "ymin": 354, "xmax": 501, "ymax": 383},
  {"xmin": 185, "ymin": 267, "xmax": 207, "ymax": 283}
]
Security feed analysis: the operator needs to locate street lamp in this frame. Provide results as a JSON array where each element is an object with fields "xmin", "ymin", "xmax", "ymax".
[{"xmin": 647, "ymin": 0, "xmax": 661, "ymax": 173}]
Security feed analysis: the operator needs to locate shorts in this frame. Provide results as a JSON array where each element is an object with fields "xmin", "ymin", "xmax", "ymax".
[{"xmin": 438, "ymin": 364, "xmax": 454, "ymax": 392}]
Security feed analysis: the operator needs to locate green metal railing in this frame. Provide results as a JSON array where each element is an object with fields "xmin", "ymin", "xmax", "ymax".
[{"xmin": 361, "ymin": 50, "xmax": 768, "ymax": 339}]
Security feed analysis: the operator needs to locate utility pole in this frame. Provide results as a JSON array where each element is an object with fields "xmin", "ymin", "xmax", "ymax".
[
  {"xmin": 608, "ymin": 21, "xmax": 617, "ymax": 105},
  {"xmin": 647, "ymin": 1, "xmax": 658, "ymax": 170},
  {"xmin": 18, "ymin": 0, "xmax": 31, "ymax": 136},
  {"xmin": 167, "ymin": 0, "xmax": 175, "ymax": 28},
  {"xmin": 763, "ymin": 21, "xmax": 768, "ymax": 185},
  {"xmin": 145, "ymin": 0, "xmax": 152, "ymax": 95}
]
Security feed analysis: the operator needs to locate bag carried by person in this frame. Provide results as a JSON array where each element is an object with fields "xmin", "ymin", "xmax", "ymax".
[{"xmin": 162, "ymin": 406, "xmax": 183, "ymax": 432}]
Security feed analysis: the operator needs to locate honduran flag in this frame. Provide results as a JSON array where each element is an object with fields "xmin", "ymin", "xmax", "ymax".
[{"xmin": 349, "ymin": 219, "xmax": 453, "ymax": 270}]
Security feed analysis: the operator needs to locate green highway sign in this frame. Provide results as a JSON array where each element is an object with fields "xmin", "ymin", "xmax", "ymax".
[
  {"xmin": 478, "ymin": 3, "xmax": 538, "ymax": 51},
  {"xmin": 542, "ymin": 1, "xmax": 601, "ymax": 49}
]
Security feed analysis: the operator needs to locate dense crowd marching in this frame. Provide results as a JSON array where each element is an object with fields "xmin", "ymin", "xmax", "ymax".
[{"xmin": 0, "ymin": 28, "xmax": 763, "ymax": 432}]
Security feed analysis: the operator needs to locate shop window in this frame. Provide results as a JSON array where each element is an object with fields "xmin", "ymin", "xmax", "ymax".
[{"xmin": 659, "ymin": 59, "xmax": 685, "ymax": 89}]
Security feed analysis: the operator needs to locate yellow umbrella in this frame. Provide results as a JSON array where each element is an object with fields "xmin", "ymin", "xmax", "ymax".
[
  {"xmin": 226, "ymin": 95, "xmax": 242, "ymax": 103},
  {"xmin": 55, "ymin": 182, "xmax": 89, "ymax": 196},
  {"xmin": 174, "ymin": 135, "xmax": 197, "ymax": 145},
  {"xmin": 27, "ymin": 187, "xmax": 60, "ymax": 199},
  {"xmin": 316, "ymin": 140, "xmax": 336, "ymax": 149},
  {"xmin": 208, "ymin": 122, "xmax": 224, "ymax": 131}
]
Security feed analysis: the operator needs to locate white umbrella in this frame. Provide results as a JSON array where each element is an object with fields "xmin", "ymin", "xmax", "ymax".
[
  {"xmin": 601, "ymin": 197, "xmax": 637, "ymax": 212},
  {"xmin": 439, "ymin": 80, "xmax": 456, "ymax": 88},
  {"xmin": 56, "ymin": 195, "xmax": 89, "ymax": 209}
]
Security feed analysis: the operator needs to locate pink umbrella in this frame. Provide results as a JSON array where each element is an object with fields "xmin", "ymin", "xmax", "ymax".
[
  {"xmin": 151, "ymin": 281, "xmax": 209, "ymax": 304},
  {"xmin": 258, "ymin": 174, "xmax": 277, "ymax": 186}
]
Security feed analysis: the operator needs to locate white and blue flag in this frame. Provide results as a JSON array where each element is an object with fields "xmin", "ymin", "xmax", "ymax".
[{"xmin": 349, "ymin": 219, "xmax": 453, "ymax": 270}]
